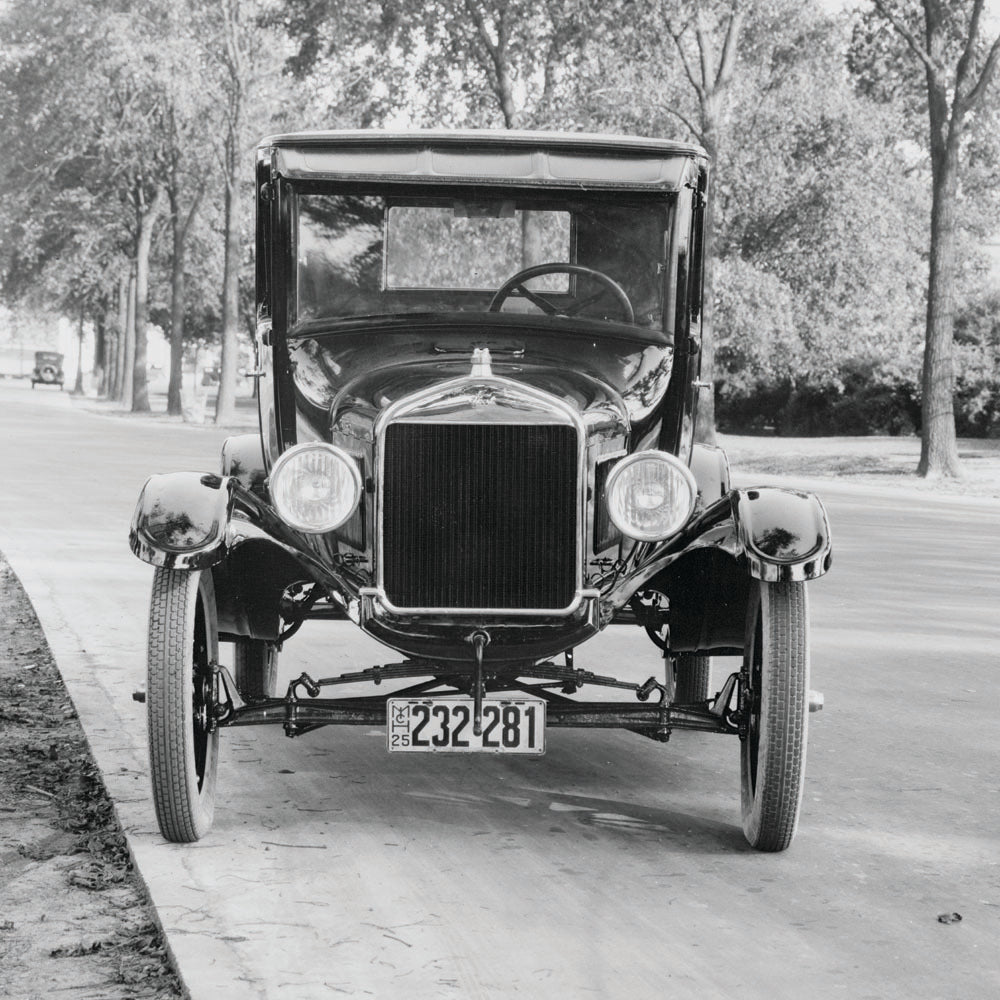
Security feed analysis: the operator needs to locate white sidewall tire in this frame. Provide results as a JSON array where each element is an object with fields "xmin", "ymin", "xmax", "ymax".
[
  {"xmin": 740, "ymin": 580, "xmax": 809, "ymax": 852},
  {"xmin": 147, "ymin": 567, "xmax": 219, "ymax": 842}
]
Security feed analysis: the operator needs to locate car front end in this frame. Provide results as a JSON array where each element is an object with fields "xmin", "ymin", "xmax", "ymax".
[{"xmin": 129, "ymin": 130, "xmax": 831, "ymax": 850}]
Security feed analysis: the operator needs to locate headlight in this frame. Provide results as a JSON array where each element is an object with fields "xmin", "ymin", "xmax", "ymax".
[
  {"xmin": 605, "ymin": 451, "xmax": 697, "ymax": 541},
  {"xmin": 269, "ymin": 443, "xmax": 362, "ymax": 533}
]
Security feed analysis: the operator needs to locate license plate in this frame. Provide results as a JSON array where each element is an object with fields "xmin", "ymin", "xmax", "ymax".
[{"xmin": 387, "ymin": 698, "xmax": 545, "ymax": 754}]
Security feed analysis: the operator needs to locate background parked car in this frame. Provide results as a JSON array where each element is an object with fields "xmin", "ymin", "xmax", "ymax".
[{"xmin": 31, "ymin": 350, "xmax": 63, "ymax": 389}]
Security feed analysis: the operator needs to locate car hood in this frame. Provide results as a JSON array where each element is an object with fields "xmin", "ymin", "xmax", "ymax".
[{"xmin": 287, "ymin": 315, "xmax": 675, "ymax": 440}]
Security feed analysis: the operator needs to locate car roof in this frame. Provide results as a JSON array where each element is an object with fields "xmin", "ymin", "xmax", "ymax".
[{"xmin": 259, "ymin": 129, "xmax": 707, "ymax": 192}]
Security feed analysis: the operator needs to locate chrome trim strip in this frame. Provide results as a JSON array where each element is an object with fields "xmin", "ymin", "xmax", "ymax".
[{"xmin": 359, "ymin": 586, "xmax": 602, "ymax": 619}]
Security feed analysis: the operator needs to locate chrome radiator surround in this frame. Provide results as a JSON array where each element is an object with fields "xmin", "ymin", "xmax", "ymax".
[{"xmin": 370, "ymin": 375, "xmax": 588, "ymax": 616}]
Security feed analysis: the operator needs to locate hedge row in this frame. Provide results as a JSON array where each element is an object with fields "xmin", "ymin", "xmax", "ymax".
[{"xmin": 716, "ymin": 375, "xmax": 1000, "ymax": 438}]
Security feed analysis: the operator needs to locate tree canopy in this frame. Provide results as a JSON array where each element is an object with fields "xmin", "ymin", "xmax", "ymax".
[{"xmin": 0, "ymin": 0, "xmax": 997, "ymax": 451}]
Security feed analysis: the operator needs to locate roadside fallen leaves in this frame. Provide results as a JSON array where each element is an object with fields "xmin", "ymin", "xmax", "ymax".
[{"xmin": 0, "ymin": 556, "xmax": 183, "ymax": 999}]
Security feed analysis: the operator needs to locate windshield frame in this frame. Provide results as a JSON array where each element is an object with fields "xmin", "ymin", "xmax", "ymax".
[{"xmin": 284, "ymin": 180, "xmax": 679, "ymax": 338}]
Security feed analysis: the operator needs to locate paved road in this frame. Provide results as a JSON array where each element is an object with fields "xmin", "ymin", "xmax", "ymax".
[{"xmin": 1, "ymin": 382, "xmax": 997, "ymax": 1000}]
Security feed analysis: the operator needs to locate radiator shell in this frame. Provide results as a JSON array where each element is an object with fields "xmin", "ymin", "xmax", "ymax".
[{"xmin": 381, "ymin": 422, "xmax": 579, "ymax": 611}]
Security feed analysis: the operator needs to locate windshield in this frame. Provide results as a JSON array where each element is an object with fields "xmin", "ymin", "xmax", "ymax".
[{"xmin": 292, "ymin": 189, "xmax": 672, "ymax": 332}]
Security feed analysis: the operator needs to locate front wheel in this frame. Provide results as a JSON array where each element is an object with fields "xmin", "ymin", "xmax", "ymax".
[
  {"xmin": 147, "ymin": 567, "xmax": 220, "ymax": 842},
  {"xmin": 740, "ymin": 580, "xmax": 809, "ymax": 852}
]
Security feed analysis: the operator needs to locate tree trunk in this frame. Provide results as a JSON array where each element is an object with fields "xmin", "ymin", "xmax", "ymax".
[
  {"xmin": 123, "ymin": 265, "xmax": 137, "ymax": 409},
  {"xmin": 168, "ymin": 190, "xmax": 186, "ymax": 416},
  {"xmin": 521, "ymin": 211, "xmax": 545, "ymax": 268},
  {"xmin": 918, "ymin": 148, "xmax": 962, "ymax": 477},
  {"xmin": 132, "ymin": 188, "xmax": 165, "ymax": 414},
  {"xmin": 916, "ymin": 4, "xmax": 964, "ymax": 479},
  {"xmin": 94, "ymin": 313, "xmax": 107, "ymax": 396},
  {"xmin": 497, "ymin": 69, "xmax": 519, "ymax": 129},
  {"xmin": 167, "ymin": 181, "xmax": 203, "ymax": 416},
  {"xmin": 105, "ymin": 328, "xmax": 116, "ymax": 399},
  {"xmin": 215, "ymin": 170, "xmax": 240, "ymax": 424},
  {"xmin": 72, "ymin": 308, "xmax": 85, "ymax": 394},
  {"xmin": 112, "ymin": 271, "xmax": 129, "ymax": 400}
]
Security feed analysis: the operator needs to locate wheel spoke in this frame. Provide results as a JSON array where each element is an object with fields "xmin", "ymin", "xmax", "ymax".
[
  {"xmin": 561, "ymin": 288, "xmax": 607, "ymax": 316},
  {"xmin": 512, "ymin": 283, "xmax": 560, "ymax": 314},
  {"xmin": 490, "ymin": 263, "xmax": 634, "ymax": 323}
]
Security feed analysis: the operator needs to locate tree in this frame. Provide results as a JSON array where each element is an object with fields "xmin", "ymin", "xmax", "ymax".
[
  {"xmin": 871, "ymin": 0, "xmax": 1000, "ymax": 477},
  {"xmin": 658, "ymin": 1, "xmax": 746, "ymax": 446},
  {"xmin": 588, "ymin": 1, "xmax": 811, "ymax": 444},
  {"xmin": 0, "ymin": 2, "xmax": 127, "ymax": 359},
  {"xmin": 165, "ymin": 116, "xmax": 208, "ymax": 416},
  {"xmin": 720, "ymin": 8, "xmax": 927, "ymax": 392},
  {"xmin": 405, "ymin": 0, "xmax": 594, "ymax": 129},
  {"xmin": 277, "ymin": 0, "xmax": 603, "ymax": 130},
  {"xmin": 192, "ymin": 0, "xmax": 296, "ymax": 425},
  {"xmin": 0, "ymin": 0, "xmax": 180, "ymax": 412},
  {"xmin": 159, "ymin": 4, "xmax": 217, "ymax": 415}
]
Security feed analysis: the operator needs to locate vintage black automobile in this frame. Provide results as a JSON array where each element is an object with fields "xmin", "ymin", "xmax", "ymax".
[
  {"xmin": 130, "ymin": 130, "xmax": 831, "ymax": 850},
  {"xmin": 31, "ymin": 350, "xmax": 64, "ymax": 389}
]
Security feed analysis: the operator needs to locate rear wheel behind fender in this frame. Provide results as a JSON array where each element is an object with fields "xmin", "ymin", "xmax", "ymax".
[
  {"xmin": 234, "ymin": 638, "xmax": 279, "ymax": 700},
  {"xmin": 740, "ymin": 580, "xmax": 809, "ymax": 852},
  {"xmin": 674, "ymin": 654, "xmax": 711, "ymax": 703},
  {"xmin": 147, "ymin": 567, "xmax": 219, "ymax": 842}
]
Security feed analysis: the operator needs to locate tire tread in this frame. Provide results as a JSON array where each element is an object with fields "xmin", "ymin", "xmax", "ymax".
[
  {"xmin": 147, "ymin": 567, "xmax": 217, "ymax": 842},
  {"xmin": 674, "ymin": 654, "xmax": 711, "ymax": 704},
  {"xmin": 741, "ymin": 580, "xmax": 809, "ymax": 852}
]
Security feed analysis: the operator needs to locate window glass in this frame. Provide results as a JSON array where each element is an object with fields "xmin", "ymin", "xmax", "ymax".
[
  {"xmin": 386, "ymin": 205, "xmax": 570, "ymax": 290},
  {"xmin": 294, "ymin": 191, "xmax": 670, "ymax": 331}
]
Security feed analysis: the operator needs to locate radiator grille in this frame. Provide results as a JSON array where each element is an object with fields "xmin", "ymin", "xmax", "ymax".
[{"xmin": 382, "ymin": 423, "xmax": 578, "ymax": 609}]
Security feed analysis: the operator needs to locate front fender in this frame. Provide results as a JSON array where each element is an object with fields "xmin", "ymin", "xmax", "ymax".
[
  {"xmin": 129, "ymin": 472, "xmax": 235, "ymax": 570},
  {"xmin": 604, "ymin": 485, "xmax": 831, "ymax": 651},
  {"xmin": 734, "ymin": 486, "xmax": 832, "ymax": 582},
  {"xmin": 604, "ymin": 485, "xmax": 832, "ymax": 614}
]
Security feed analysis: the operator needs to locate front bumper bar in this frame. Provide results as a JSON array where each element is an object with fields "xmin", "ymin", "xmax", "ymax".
[{"xmin": 211, "ymin": 658, "xmax": 742, "ymax": 742}]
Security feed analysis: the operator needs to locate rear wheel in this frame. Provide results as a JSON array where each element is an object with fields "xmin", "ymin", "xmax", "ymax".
[
  {"xmin": 234, "ymin": 638, "xmax": 279, "ymax": 700},
  {"xmin": 674, "ymin": 654, "xmax": 711, "ymax": 703},
  {"xmin": 147, "ymin": 567, "xmax": 219, "ymax": 842},
  {"xmin": 740, "ymin": 580, "xmax": 809, "ymax": 852}
]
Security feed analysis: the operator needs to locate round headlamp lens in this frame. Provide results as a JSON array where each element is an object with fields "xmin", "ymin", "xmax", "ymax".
[
  {"xmin": 269, "ymin": 443, "xmax": 361, "ymax": 533},
  {"xmin": 605, "ymin": 451, "xmax": 697, "ymax": 541}
]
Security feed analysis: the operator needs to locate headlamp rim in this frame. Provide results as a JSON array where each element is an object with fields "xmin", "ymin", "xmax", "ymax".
[
  {"xmin": 604, "ymin": 449, "xmax": 697, "ymax": 542},
  {"xmin": 268, "ymin": 442, "xmax": 362, "ymax": 534}
]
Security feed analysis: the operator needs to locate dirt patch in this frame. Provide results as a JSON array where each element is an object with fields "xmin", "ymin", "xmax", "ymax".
[{"xmin": 0, "ymin": 557, "xmax": 183, "ymax": 1000}]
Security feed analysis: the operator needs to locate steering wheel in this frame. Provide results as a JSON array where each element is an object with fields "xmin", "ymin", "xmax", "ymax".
[{"xmin": 489, "ymin": 263, "xmax": 635, "ymax": 324}]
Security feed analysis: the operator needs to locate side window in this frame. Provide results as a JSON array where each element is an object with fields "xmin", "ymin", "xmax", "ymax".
[
  {"xmin": 295, "ymin": 194, "xmax": 384, "ymax": 322},
  {"xmin": 255, "ymin": 156, "xmax": 272, "ymax": 318},
  {"xmin": 689, "ymin": 177, "xmax": 706, "ymax": 325}
]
